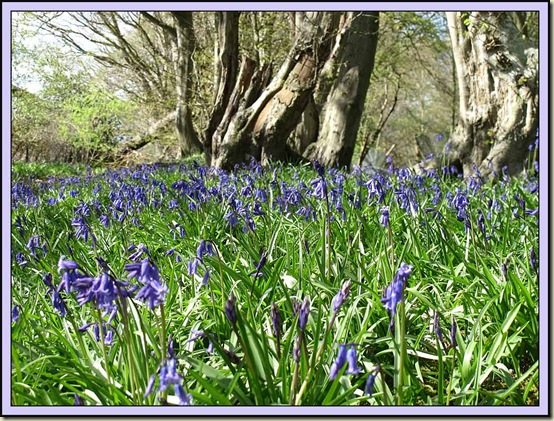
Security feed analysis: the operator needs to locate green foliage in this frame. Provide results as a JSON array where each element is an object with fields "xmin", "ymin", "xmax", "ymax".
[
  {"xmin": 11, "ymin": 158, "xmax": 540, "ymax": 407},
  {"xmin": 59, "ymin": 87, "xmax": 133, "ymax": 160}
]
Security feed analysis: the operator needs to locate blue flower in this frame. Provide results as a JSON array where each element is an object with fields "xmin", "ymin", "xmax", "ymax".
[
  {"xmin": 364, "ymin": 365, "xmax": 379, "ymax": 397},
  {"xmin": 271, "ymin": 302, "xmax": 283, "ymax": 339},
  {"xmin": 298, "ymin": 297, "xmax": 310, "ymax": 331},
  {"xmin": 310, "ymin": 177, "xmax": 328, "ymax": 200},
  {"xmin": 380, "ymin": 206, "xmax": 390, "ymax": 228},
  {"xmin": 74, "ymin": 393, "xmax": 85, "ymax": 406},
  {"xmin": 345, "ymin": 346, "xmax": 362, "ymax": 375},
  {"xmin": 196, "ymin": 240, "xmax": 215, "ymax": 261},
  {"xmin": 125, "ymin": 258, "xmax": 168, "ymax": 310},
  {"xmin": 313, "ymin": 160, "xmax": 325, "ymax": 178},
  {"xmin": 250, "ymin": 251, "xmax": 267, "ymax": 277},
  {"xmin": 99, "ymin": 214, "xmax": 110, "ymax": 228},
  {"xmin": 331, "ymin": 280, "xmax": 351, "ymax": 314},
  {"xmin": 225, "ymin": 293, "xmax": 237, "ymax": 327},
  {"xmin": 12, "ymin": 305, "xmax": 20, "ymax": 323},
  {"xmin": 144, "ymin": 346, "xmax": 193, "ymax": 406},
  {"xmin": 434, "ymin": 311, "xmax": 443, "ymax": 342},
  {"xmin": 201, "ymin": 269, "xmax": 210, "ymax": 286},
  {"xmin": 530, "ymin": 246, "xmax": 538, "ymax": 273},
  {"xmin": 381, "ymin": 263, "xmax": 413, "ymax": 331},
  {"xmin": 15, "ymin": 252, "xmax": 28, "ymax": 268},
  {"xmin": 187, "ymin": 258, "xmax": 200, "ymax": 276},
  {"xmin": 51, "ymin": 290, "xmax": 67, "ymax": 316},
  {"xmin": 329, "ymin": 345, "xmax": 348, "ymax": 380},
  {"xmin": 450, "ymin": 316, "xmax": 457, "ymax": 350}
]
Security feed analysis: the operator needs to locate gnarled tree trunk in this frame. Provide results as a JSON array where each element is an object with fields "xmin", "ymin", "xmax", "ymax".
[
  {"xmin": 172, "ymin": 12, "xmax": 202, "ymax": 156},
  {"xmin": 303, "ymin": 12, "xmax": 380, "ymax": 169},
  {"xmin": 204, "ymin": 12, "xmax": 240, "ymax": 164},
  {"xmin": 446, "ymin": 12, "xmax": 538, "ymax": 177},
  {"xmin": 211, "ymin": 12, "xmax": 340, "ymax": 169}
]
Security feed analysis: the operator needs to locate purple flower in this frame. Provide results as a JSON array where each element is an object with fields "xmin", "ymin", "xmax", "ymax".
[
  {"xmin": 225, "ymin": 293, "xmax": 237, "ymax": 327},
  {"xmin": 58, "ymin": 257, "xmax": 79, "ymax": 272},
  {"xmin": 345, "ymin": 346, "xmax": 362, "ymax": 375},
  {"xmin": 271, "ymin": 302, "xmax": 283, "ymax": 339},
  {"xmin": 174, "ymin": 384, "xmax": 193, "ymax": 406},
  {"xmin": 71, "ymin": 216, "xmax": 93, "ymax": 243},
  {"xmin": 380, "ymin": 206, "xmax": 390, "ymax": 228},
  {"xmin": 99, "ymin": 214, "xmax": 110, "ymax": 228},
  {"xmin": 298, "ymin": 297, "xmax": 310, "ymax": 331},
  {"xmin": 310, "ymin": 177, "xmax": 328, "ymax": 200},
  {"xmin": 530, "ymin": 246, "xmax": 537, "ymax": 273},
  {"xmin": 196, "ymin": 240, "xmax": 215, "ymax": 261},
  {"xmin": 12, "ymin": 305, "xmax": 20, "ymax": 323},
  {"xmin": 329, "ymin": 345, "xmax": 348, "ymax": 380},
  {"xmin": 434, "ymin": 311, "xmax": 443, "ymax": 341},
  {"xmin": 144, "ymin": 348, "xmax": 193, "ymax": 406},
  {"xmin": 450, "ymin": 316, "xmax": 457, "ymax": 350},
  {"xmin": 15, "ymin": 252, "xmax": 28, "ymax": 268},
  {"xmin": 128, "ymin": 243, "xmax": 150, "ymax": 261},
  {"xmin": 201, "ymin": 269, "xmax": 210, "ymax": 286},
  {"xmin": 125, "ymin": 258, "xmax": 168, "ymax": 310},
  {"xmin": 52, "ymin": 290, "xmax": 67, "ymax": 316},
  {"xmin": 364, "ymin": 365, "xmax": 379, "ymax": 397},
  {"xmin": 381, "ymin": 263, "xmax": 413, "ymax": 331},
  {"xmin": 476, "ymin": 209, "xmax": 487, "ymax": 239},
  {"xmin": 331, "ymin": 280, "xmax": 351, "ymax": 314},
  {"xmin": 313, "ymin": 160, "xmax": 325, "ymax": 178},
  {"xmin": 135, "ymin": 275, "xmax": 168, "ymax": 310},
  {"xmin": 26, "ymin": 235, "xmax": 41, "ymax": 258},
  {"xmin": 187, "ymin": 258, "xmax": 200, "ymax": 276},
  {"xmin": 250, "ymin": 251, "xmax": 267, "ymax": 277},
  {"xmin": 74, "ymin": 393, "xmax": 85, "ymax": 406}
]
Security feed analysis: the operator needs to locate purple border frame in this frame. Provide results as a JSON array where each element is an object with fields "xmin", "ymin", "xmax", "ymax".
[{"xmin": 2, "ymin": 2, "xmax": 548, "ymax": 416}]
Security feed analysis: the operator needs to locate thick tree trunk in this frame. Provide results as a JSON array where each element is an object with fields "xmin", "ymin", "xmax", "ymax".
[
  {"xmin": 255, "ymin": 12, "xmax": 340, "ymax": 165},
  {"xmin": 303, "ymin": 12, "xmax": 380, "ymax": 169},
  {"xmin": 172, "ymin": 12, "xmax": 202, "ymax": 157},
  {"xmin": 210, "ymin": 58, "xmax": 273, "ymax": 168},
  {"xmin": 204, "ymin": 12, "xmax": 240, "ymax": 164},
  {"xmin": 446, "ymin": 12, "xmax": 538, "ymax": 177},
  {"xmin": 211, "ymin": 12, "xmax": 340, "ymax": 169}
]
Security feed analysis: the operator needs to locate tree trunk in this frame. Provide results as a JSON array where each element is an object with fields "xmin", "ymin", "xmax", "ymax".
[
  {"xmin": 204, "ymin": 12, "xmax": 240, "ymax": 164},
  {"xmin": 446, "ymin": 12, "xmax": 538, "ymax": 177},
  {"xmin": 211, "ymin": 12, "xmax": 340, "ymax": 169},
  {"xmin": 210, "ymin": 58, "xmax": 273, "ymax": 168},
  {"xmin": 303, "ymin": 12, "xmax": 380, "ymax": 169},
  {"xmin": 172, "ymin": 12, "xmax": 202, "ymax": 157}
]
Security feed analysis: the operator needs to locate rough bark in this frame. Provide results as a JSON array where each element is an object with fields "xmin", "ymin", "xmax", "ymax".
[
  {"xmin": 288, "ymin": 13, "xmax": 349, "ymax": 156},
  {"xmin": 303, "ymin": 12, "xmax": 380, "ymax": 169},
  {"xmin": 210, "ymin": 58, "xmax": 273, "ymax": 168},
  {"xmin": 204, "ymin": 12, "xmax": 240, "ymax": 164},
  {"xmin": 255, "ymin": 12, "xmax": 340, "ymax": 165},
  {"xmin": 446, "ymin": 12, "xmax": 538, "ymax": 177},
  {"xmin": 172, "ymin": 12, "xmax": 202, "ymax": 157},
  {"xmin": 211, "ymin": 12, "xmax": 340, "ymax": 169}
]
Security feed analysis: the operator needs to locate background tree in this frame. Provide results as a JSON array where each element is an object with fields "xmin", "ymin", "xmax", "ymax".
[
  {"xmin": 355, "ymin": 12, "xmax": 454, "ymax": 169},
  {"xmin": 302, "ymin": 12, "xmax": 380, "ymax": 168},
  {"xmin": 445, "ymin": 11, "xmax": 538, "ymax": 177},
  {"xmin": 12, "ymin": 10, "xmax": 539, "ymax": 176}
]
